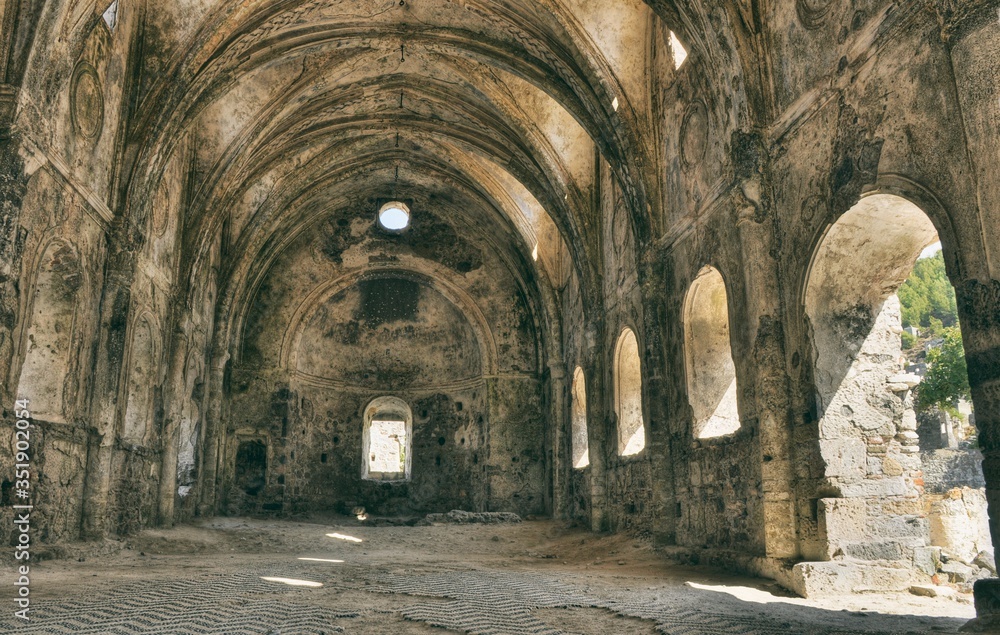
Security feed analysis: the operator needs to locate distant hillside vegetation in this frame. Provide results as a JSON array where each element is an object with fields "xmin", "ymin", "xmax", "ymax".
[{"xmin": 898, "ymin": 251, "xmax": 958, "ymax": 333}]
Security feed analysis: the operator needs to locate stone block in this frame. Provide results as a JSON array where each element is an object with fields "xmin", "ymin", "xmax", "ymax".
[
  {"xmin": 883, "ymin": 456, "xmax": 903, "ymax": 476},
  {"xmin": 820, "ymin": 438, "xmax": 867, "ymax": 478},
  {"xmin": 974, "ymin": 579, "xmax": 1000, "ymax": 617},
  {"xmin": 790, "ymin": 561, "xmax": 919, "ymax": 597},
  {"xmin": 868, "ymin": 515, "xmax": 929, "ymax": 540},
  {"xmin": 942, "ymin": 561, "xmax": 977, "ymax": 583},
  {"xmin": 930, "ymin": 489, "xmax": 994, "ymax": 563},
  {"xmin": 839, "ymin": 477, "xmax": 909, "ymax": 498},
  {"xmin": 975, "ymin": 550, "xmax": 997, "ymax": 575},
  {"xmin": 819, "ymin": 497, "xmax": 866, "ymax": 547},
  {"xmin": 913, "ymin": 546, "xmax": 943, "ymax": 576},
  {"xmin": 910, "ymin": 584, "xmax": 956, "ymax": 598},
  {"xmin": 841, "ymin": 540, "xmax": 904, "ymax": 561}
]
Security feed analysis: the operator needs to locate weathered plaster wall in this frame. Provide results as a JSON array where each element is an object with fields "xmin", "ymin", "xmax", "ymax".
[
  {"xmin": 2, "ymin": 2, "xmax": 1000, "ymax": 613},
  {"xmin": 0, "ymin": 165, "xmax": 105, "ymax": 544},
  {"xmin": 226, "ymin": 204, "xmax": 545, "ymax": 517}
]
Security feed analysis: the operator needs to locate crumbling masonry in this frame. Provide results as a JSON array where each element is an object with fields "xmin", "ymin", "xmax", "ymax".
[{"xmin": 2, "ymin": 0, "xmax": 1000, "ymax": 624}]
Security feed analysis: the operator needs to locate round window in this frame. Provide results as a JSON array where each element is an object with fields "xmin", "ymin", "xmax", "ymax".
[{"xmin": 378, "ymin": 202, "xmax": 411, "ymax": 231}]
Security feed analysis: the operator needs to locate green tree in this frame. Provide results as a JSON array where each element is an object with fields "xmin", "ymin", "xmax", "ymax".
[
  {"xmin": 897, "ymin": 251, "xmax": 958, "ymax": 335},
  {"xmin": 901, "ymin": 331, "xmax": 916, "ymax": 350},
  {"xmin": 917, "ymin": 326, "xmax": 971, "ymax": 414}
]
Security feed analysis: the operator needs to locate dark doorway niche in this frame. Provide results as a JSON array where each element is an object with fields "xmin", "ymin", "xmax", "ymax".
[{"xmin": 235, "ymin": 441, "xmax": 267, "ymax": 496}]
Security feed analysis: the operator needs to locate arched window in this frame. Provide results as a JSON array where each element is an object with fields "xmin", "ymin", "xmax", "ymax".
[
  {"xmin": 615, "ymin": 329, "xmax": 645, "ymax": 456},
  {"xmin": 571, "ymin": 367, "xmax": 589, "ymax": 468},
  {"xmin": 123, "ymin": 317, "xmax": 156, "ymax": 444},
  {"xmin": 363, "ymin": 397, "xmax": 413, "ymax": 481},
  {"xmin": 684, "ymin": 266, "xmax": 741, "ymax": 439}
]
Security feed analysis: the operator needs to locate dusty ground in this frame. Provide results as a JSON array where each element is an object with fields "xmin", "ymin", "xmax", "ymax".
[{"xmin": 0, "ymin": 515, "xmax": 978, "ymax": 634}]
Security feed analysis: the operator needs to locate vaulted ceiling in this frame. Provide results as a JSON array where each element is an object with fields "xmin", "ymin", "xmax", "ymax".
[{"xmin": 10, "ymin": 0, "xmax": 758, "ymax": 358}]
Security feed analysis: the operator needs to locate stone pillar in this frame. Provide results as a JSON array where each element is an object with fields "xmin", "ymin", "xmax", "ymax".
[
  {"xmin": 198, "ymin": 351, "xmax": 227, "ymax": 516},
  {"xmin": 157, "ymin": 324, "xmax": 188, "ymax": 526},
  {"xmin": 733, "ymin": 173, "xmax": 799, "ymax": 559},
  {"xmin": 957, "ymin": 279, "xmax": 1000, "ymax": 631},
  {"xmin": 639, "ymin": 254, "xmax": 677, "ymax": 544},
  {"xmin": 547, "ymin": 361, "xmax": 568, "ymax": 519},
  {"xmin": 81, "ymin": 256, "xmax": 134, "ymax": 538},
  {"xmin": 0, "ymin": 134, "xmax": 28, "ymax": 403},
  {"xmin": 584, "ymin": 321, "xmax": 609, "ymax": 532},
  {"xmin": 940, "ymin": 3, "xmax": 1000, "ymax": 626}
]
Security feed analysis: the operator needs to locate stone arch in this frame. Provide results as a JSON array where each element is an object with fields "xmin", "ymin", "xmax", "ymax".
[
  {"xmin": 806, "ymin": 194, "xmax": 940, "ymax": 417},
  {"xmin": 571, "ymin": 366, "xmax": 589, "ymax": 469},
  {"xmin": 683, "ymin": 266, "xmax": 740, "ymax": 439},
  {"xmin": 278, "ymin": 267, "xmax": 498, "ymax": 378},
  {"xmin": 802, "ymin": 192, "xmax": 971, "ymax": 563},
  {"xmin": 362, "ymin": 397, "xmax": 413, "ymax": 482},
  {"xmin": 614, "ymin": 328, "xmax": 645, "ymax": 456},
  {"xmin": 122, "ymin": 315, "xmax": 157, "ymax": 444},
  {"xmin": 15, "ymin": 239, "xmax": 83, "ymax": 420}
]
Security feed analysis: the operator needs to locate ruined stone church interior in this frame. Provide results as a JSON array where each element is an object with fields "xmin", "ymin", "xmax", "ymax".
[{"xmin": 2, "ymin": 0, "xmax": 1000, "ymax": 633}]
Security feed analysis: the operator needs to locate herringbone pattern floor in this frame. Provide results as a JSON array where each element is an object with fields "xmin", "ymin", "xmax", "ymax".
[
  {"xmin": 0, "ymin": 568, "xmax": 354, "ymax": 634},
  {"xmin": 0, "ymin": 520, "xmax": 968, "ymax": 635}
]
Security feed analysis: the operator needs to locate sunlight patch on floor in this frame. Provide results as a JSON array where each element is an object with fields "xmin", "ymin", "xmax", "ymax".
[{"xmin": 261, "ymin": 576, "xmax": 324, "ymax": 588}]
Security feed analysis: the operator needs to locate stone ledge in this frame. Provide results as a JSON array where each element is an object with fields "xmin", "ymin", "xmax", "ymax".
[
  {"xmin": 789, "ymin": 561, "xmax": 924, "ymax": 597},
  {"xmin": 651, "ymin": 548, "xmax": 914, "ymax": 599}
]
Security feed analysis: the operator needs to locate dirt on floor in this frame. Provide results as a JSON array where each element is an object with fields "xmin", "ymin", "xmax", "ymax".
[{"xmin": 0, "ymin": 514, "xmax": 979, "ymax": 634}]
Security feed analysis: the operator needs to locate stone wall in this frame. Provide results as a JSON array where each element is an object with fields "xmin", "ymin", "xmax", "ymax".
[
  {"xmin": 924, "ymin": 448, "xmax": 987, "ymax": 494},
  {"xmin": 224, "ymin": 204, "xmax": 547, "ymax": 518},
  {"xmin": 1, "ymin": 2, "xmax": 1000, "ymax": 613}
]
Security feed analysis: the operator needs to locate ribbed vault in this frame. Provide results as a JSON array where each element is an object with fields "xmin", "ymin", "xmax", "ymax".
[{"xmin": 121, "ymin": 0, "xmax": 672, "ymax": 313}]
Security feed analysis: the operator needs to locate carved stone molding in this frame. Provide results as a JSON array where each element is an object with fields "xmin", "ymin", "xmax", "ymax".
[
  {"xmin": 70, "ymin": 61, "xmax": 104, "ymax": 141},
  {"xmin": 680, "ymin": 100, "xmax": 708, "ymax": 171},
  {"xmin": 796, "ymin": 0, "xmax": 835, "ymax": 30}
]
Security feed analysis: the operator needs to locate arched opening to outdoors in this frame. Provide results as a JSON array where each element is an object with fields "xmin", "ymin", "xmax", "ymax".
[
  {"xmin": 16, "ymin": 241, "xmax": 82, "ymax": 420},
  {"xmin": 122, "ymin": 318, "xmax": 156, "ymax": 444},
  {"xmin": 684, "ymin": 266, "xmax": 740, "ymax": 439},
  {"xmin": 804, "ymin": 193, "xmax": 988, "ymax": 575},
  {"xmin": 571, "ymin": 366, "xmax": 589, "ymax": 469},
  {"xmin": 363, "ymin": 397, "xmax": 413, "ymax": 482},
  {"xmin": 615, "ymin": 328, "xmax": 645, "ymax": 456}
]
